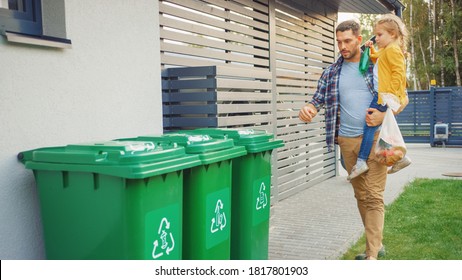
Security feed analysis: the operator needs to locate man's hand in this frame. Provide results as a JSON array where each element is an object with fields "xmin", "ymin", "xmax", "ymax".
[
  {"xmin": 366, "ymin": 108, "xmax": 386, "ymax": 126},
  {"xmin": 299, "ymin": 103, "xmax": 318, "ymax": 123}
]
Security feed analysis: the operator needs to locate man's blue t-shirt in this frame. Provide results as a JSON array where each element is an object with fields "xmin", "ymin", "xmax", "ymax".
[{"xmin": 338, "ymin": 61, "xmax": 373, "ymax": 137}]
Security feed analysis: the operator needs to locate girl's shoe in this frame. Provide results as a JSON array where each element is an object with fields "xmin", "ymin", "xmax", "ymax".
[
  {"xmin": 347, "ymin": 163, "xmax": 369, "ymax": 181},
  {"xmin": 388, "ymin": 156, "xmax": 412, "ymax": 174}
]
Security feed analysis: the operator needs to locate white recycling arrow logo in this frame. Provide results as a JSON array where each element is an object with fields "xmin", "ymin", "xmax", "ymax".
[
  {"xmin": 256, "ymin": 182, "xmax": 268, "ymax": 210},
  {"xmin": 210, "ymin": 199, "xmax": 227, "ymax": 233},
  {"xmin": 151, "ymin": 217, "xmax": 175, "ymax": 259}
]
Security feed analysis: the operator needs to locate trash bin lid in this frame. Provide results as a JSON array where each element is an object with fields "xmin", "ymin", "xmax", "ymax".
[
  {"xmin": 194, "ymin": 128, "xmax": 284, "ymax": 153},
  {"xmin": 129, "ymin": 133, "xmax": 247, "ymax": 165},
  {"xmin": 18, "ymin": 140, "xmax": 201, "ymax": 178}
]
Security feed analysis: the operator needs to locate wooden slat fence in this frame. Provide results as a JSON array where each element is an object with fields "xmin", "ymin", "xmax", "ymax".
[
  {"xmin": 273, "ymin": 1, "xmax": 336, "ymax": 200},
  {"xmin": 158, "ymin": 0, "xmax": 337, "ymax": 203}
]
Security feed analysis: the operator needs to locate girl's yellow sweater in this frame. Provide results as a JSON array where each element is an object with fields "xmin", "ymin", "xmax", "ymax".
[{"xmin": 370, "ymin": 42, "xmax": 407, "ymax": 105}]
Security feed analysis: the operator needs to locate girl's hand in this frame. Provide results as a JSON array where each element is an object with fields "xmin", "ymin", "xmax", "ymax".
[{"xmin": 364, "ymin": 41, "xmax": 374, "ymax": 48}]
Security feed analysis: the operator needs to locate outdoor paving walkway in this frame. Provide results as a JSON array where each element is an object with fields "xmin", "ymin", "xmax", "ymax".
[{"xmin": 268, "ymin": 144, "xmax": 462, "ymax": 260}]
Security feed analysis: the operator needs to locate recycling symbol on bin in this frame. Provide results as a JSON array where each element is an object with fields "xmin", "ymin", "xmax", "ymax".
[
  {"xmin": 256, "ymin": 182, "xmax": 268, "ymax": 210},
  {"xmin": 210, "ymin": 199, "xmax": 227, "ymax": 233},
  {"xmin": 151, "ymin": 217, "xmax": 175, "ymax": 259}
]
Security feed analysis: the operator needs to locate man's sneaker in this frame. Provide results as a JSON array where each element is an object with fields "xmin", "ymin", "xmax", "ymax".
[
  {"xmin": 355, "ymin": 246, "xmax": 386, "ymax": 260},
  {"xmin": 347, "ymin": 163, "xmax": 369, "ymax": 181},
  {"xmin": 388, "ymin": 156, "xmax": 412, "ymax": 174}
]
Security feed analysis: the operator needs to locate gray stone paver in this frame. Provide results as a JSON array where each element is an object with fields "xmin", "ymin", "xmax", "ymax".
[{"xmin": 268, "ymin": 144, "xmax": 462, "ymax": 260}]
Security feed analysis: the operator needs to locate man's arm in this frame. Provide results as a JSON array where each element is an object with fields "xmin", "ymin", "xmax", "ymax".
[
  {"xmin": 366, "ymin": 94, "xmax": 409, "ymax": 126},
  {"xmin": 299, "ymin": 69, "xmax": 329, "ymax": 123}
]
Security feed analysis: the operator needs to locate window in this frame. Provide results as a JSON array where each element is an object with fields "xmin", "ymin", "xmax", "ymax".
[
  {"xmin": 0, "ymin": 0, "xmax": 42, "ymax": 36},
  {"xmin": 1, "ymin": 0, "xmax": 71, "ymax": 48}
]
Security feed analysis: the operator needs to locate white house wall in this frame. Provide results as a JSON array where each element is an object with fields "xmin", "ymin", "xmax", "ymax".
[{"xmin": 0, "ymin": 0, "xmax": 162, "ymax": 259}]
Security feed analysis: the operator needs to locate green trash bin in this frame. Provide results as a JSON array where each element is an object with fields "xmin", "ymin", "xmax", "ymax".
[
  {"xmin": 194, "ymin": 128, "xmax": 284, "ymax": 259},
  {"xmin": 127, "ymin": 133, "xmax": 247, "ymax": 260},
  {"xmin": 18, "ymin": 140, "xmax": 201, "ymax": 260}
]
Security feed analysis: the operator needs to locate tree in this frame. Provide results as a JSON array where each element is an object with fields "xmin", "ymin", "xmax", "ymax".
[
  {"xmin": 438, "ymin": 0, "xmax": 445, "ymax": 87},
  {"xmin": 448, "ymin": 0, "xmax": 461, "ymax": 86},
  {"xmin": 408, "ymin": 0, "xmax": 420, "ymax": 89},
  {"xmin": 358, "ymin": 13, "xmax": 379, "ymax": 41},
  {"xmin": 401, "ymin": 0, "xmax": 462, "ymax": 88}
]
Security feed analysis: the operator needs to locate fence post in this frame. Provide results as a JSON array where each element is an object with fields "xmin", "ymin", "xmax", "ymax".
[{"xmin": 429, "ymin": 86, "xmax": 436, "ymax": 147}]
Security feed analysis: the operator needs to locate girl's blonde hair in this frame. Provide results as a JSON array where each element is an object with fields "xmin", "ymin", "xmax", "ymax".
[{"xmin": 375, "ymin": 14, "xmax": 409, "ymax": 54}]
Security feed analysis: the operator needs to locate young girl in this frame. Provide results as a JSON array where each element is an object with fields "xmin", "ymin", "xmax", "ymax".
[{"xmin": 348, "ymin": 14, "xmax": 411, "ymax": 180}]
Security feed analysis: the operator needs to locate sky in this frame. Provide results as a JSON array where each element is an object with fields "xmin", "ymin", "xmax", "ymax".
[{"xmin": 338, "ymin": 12, "xmax": 360, "ymax": 22}]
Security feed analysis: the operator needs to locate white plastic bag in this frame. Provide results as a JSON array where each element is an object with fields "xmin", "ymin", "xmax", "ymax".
[
  {"xmin": 374, "ymin": 108, "xmax": 407, "ymax": 166},
  {"xmin": 380, "ymin": 92, "xmax": 401, "ymax": 112}
]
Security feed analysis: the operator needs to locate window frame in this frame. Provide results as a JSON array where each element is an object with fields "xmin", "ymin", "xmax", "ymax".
[
  {"xmin": 1, "ymin": 0, "xmax": 71, "ymax": 48},
  {"xmin": 0, "ymin": 0, "xmax": 43, "ymax": 37}
]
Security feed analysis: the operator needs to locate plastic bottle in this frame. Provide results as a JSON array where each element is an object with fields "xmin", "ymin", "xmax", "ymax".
[{"xmin": 359, "ymin": 46, "xmax": 370, "ymax": 74}]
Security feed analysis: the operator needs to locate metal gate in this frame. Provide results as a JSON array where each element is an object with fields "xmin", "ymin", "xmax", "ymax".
[{"xmin": 396, "ymin": 86, "xmax": 462, "ymax": 146}]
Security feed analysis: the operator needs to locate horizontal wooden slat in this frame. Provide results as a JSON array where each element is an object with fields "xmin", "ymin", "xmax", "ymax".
[
  {"xmin": 277, "ymin": 136, "xmax": 326, "ymax": 158},
  {"xmin": 278, "ymin": 158, "xmax": 335, "ymax": 186},
  {"xmin": 277, "ymin": 79, "xmax": 318, "ymax": 89},
  {"xmin": 275, "ymin": 60, "xmax": 323, "ymax": 74},
  {"xmin": 215, "ymin": 65, "xmax": 272, "ymax": 79},
  {"xmin": 218, "ymin": 103, "xmax": 272, "ymax": 113},
  {"xmin": 279, "ymin": 167, "xmax": 336, "ymax": 196},
  {"xmin": 217, "ymin": 92, "xmax": 272, "ymax": 101},
  {"xmin": 276, "ymin": 51, "xmax": 330, "ymax": 69},
  {"xmin": 277, "ymin": 172, "xmax": 334, "ymax": 201},
  {"xmin": 217, "ymin": 114, "xmax": 272, "ymax": 126},
  {"xmin": 277, "ymin": 108, "xmax": 324, "ymax": 118},
  {"xmin": 278, "ymin": 133, "xmax": 326, "ymax": 147},
  {"xmin": 276, "ymin": 43, "xmax": 331, "ymax": 63},
  {"xmin": 164, "ymin": 102, "xmax": 271, "ymax": 112},
  {"xmin": 276, "ymin": 86, "xmax": 311, "ymax": 95},
  {"xmin": 232, "ymin": 0, "xmax": 269, "ymax": 13},
  {"xmin": 278, "ymin": 142, "xmax": 327, "ymax": 160},
  {"xmin": 277, "ymin": 94, "xmax": 310, "ymax": 101},
  {"xmin": 201, "ymin": 0, "xmax": 269, "ymax": 22},
  {"xmin": 280, "ymin": 159, "xmax": 336, "ymax": 183},
  {"xmin": 217, "ymin": 79, "xmax": 272, "ymax": 90},
  {"xmin": 160, "ymin": 1, "xmax": 269, "ymax": 40},
  {"xmin": 276, "ymin": 27, "xmax": 333, "ymax": 53},
  {"xmin": 276, "ymin": 117, "xmax": 309, "ymax": 126},
  {"xmin": 162, "ymin": 53, "xmax": 230, "ymax": 68},
  {"xmin": 275, "ymin": 8, "xmax": 333, "ymax": 41},
  {"xmin": 165, "ymin": 79, "xmax": 271, "ymax": 91},
  {"xmin": 161, "ymin": 42, "xmax": 269, "ymax": 67},
  {"xmin": 276, "ymin": 36, "xmax": 335, "ymax": 57},
  {"xmin": 276, "ymin": 34, "xmax": 334, "ymax": 57},
  {"xmin": 278, "ymin": 156, "xmax": 335, "ymax": 181},
  {"xmin": 278, "ymin": 129, "xmax": 325, "ymax": 142},
  {"xmin": 277, "ymin": 127, "xmax": 325, "ymax": 140},
  {"xmin": 276, "ymin": 69, "xmax": 322, "ymax": 81},
  {"xmin": 160, "ymin": 17, "xmax": 269, "ymax": 49},
  {"xmin": 165, "ymin": 64, "xmax": 271, "ymax": 80},
  {"xmin": 275, "ymin": 16, "xmax": 331, "ymax": 46},
  {"xmin": 160, "ymin": 29, "xmax": 269, "ymax": 57},
  {"xmin": 277, "ymin": 145, "xmax": 327, "ymax": 167},
  {"xmin": 275, "ymin": 2, "xmax": 334, "ymax": 35}
]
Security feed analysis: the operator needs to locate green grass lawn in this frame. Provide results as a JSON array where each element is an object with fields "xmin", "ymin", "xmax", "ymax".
[{"xmin": 341, "ymin": 178, "xmax": 462, "ymax": 260}]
